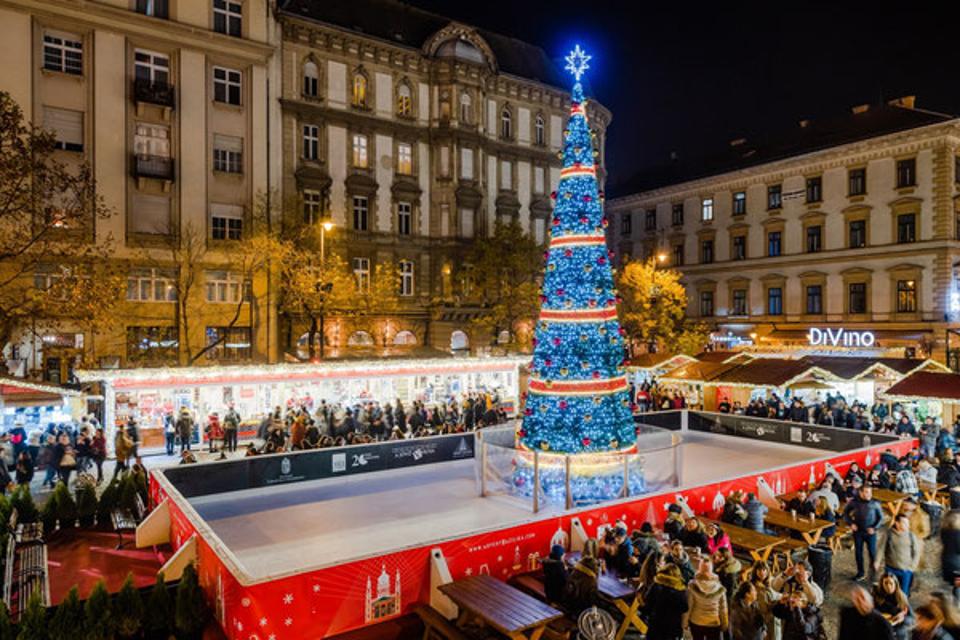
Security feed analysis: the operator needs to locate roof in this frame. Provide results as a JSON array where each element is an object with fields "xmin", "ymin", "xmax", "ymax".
[
  {"xmin": 694, "ymin": 351, "xmax": 754, "ymax": 364},
  {"xmin": 0, "ymin": 377, "xmax": 84, "ymax": 408},
  {"xmin": 883, "ymin": 371, "xmax": 960, "ymax": 403},
  {"xmin": 659, "ymin": 360, "xmax": 743, "ymax": 384},
  {"xmin": 279, "ymin": 0, "xmax": 566, "ymax": 87},
  {"xmin": 712, "ymin": 358, "xmax": 826, "ymax": 388},
  {"xmin": 611, "ymin": 101, "xmax": 955, "ymax": 196},
  {"xmin": 801, "ymin": 356, "xmax": 939, "ymax": 380},
  {"xmin": 626, "ymin": 353, "xmax": 697, "ymax": 371}
]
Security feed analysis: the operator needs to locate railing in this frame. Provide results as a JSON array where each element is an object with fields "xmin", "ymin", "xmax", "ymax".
[
  {"xmin": 133, "ymin": 154, "xmax": 174, "ymax": 180},
  {"xmin": 133, "ymin": 78, "xmax": 175, "ymax": 107}
]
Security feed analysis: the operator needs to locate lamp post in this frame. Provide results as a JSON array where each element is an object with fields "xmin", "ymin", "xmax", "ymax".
[
  {"xmin": 315, "ymin": 221, "xmax": 335, "ymax": 360},
  {"xmin": 320, "ymin": 220, "xmax": 333, "ymax": 264}
]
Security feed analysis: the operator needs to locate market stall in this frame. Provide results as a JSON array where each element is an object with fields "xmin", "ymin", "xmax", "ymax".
[
  {"xmin": 625, "ymin": 353, "xmax": 697, "ymax": 385},
  {"xmin": 0, "ymin": 377, "xmax": 86, "ymax": 432},
  {"xmin": 882, "ymin": 370, "xmax": 960, "ymax": 427},
  {"xmin": 75, "ymin": 357, "xmax": 528, "ymax": 453}
]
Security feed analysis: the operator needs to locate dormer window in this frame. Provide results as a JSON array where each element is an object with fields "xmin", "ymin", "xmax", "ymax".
[
  {"xmin": 352, "ymin": 72, "xmax": 367, "ymax": 109},
  {"xmin": 396, "ymin": 82, "xmax": 412, "ymax": 117},
  {"xmin": 302, "ymin": 61, "xmax": 319, "ymax": 98}
]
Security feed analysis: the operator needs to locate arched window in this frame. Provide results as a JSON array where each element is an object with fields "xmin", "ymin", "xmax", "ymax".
[
  {"xmin": 450, "ymin": 330, "xmax": 469, "ymax": 351},
  {"xmin": 393, "ymin": 330, "xmax": 417, "ymax": 346},
  {"xmin": 500, "ymin": 107, "xmax": 512, "ymax": 139},
  {"xmin": 459, "ymin": 92, "xmax": 472, "ymax": 124},
  {"xmin": 302, "ymin": 61, "xmax": 319, "ymax": 98},
  {"xmin": 347, "ymin": 330, "xmax": 374, "ymax": 346},
  {"xmin": 534, "ymin": 114, "xmax": 545, "ymax": 146},
  {"xmin": 352, "ymin": 72, "xmax": 367, "ymax": 108},
  {"xmin": 396, "ymin": 82, "xmax": 412, "ymax": 117}
]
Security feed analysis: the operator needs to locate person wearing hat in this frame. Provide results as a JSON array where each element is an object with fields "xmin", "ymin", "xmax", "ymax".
[
  {"xmin": 541, "ymin": 544, "xmax": 567, "ymax": 606},
  {"xmin": 632, "ymin": 522, "xmax": 660, "ymax": 566},
  {"xmin": 610, "ymin": 524, "xmax": 637, "ymax": 576},
  {"xmin": 684, "ymin": 559, "xmax": 728, "ymax": 640},
  {"xmin": 175, "ymin": 407, "xmax": 194, "ymax": 452},
  {"xmin": 563, "ymin": 552, "xmax": 599, "ymax": 616},
  {"xmin": 643, "ymin": 562, "xmax": 688, "ymax": 640},
  {"xmin": 665, "ymin": 503, "xmax": 685, "ymax": 540}
]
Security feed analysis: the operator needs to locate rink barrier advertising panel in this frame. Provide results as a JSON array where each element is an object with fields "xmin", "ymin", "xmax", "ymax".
[
  {"xmin": 633, "ymin": 410, "xmax": 683, "ymax": 431},
  {"xmin": 687, "ymin": 410, "xmax": 900, "ymax": 452},
  {"xmin": 154, "ymin": 435, "xmax": 917, "ymax": 640},
  {"xmin": 162, "ymin": 431, "xmax": 477, "ymax": 498}
]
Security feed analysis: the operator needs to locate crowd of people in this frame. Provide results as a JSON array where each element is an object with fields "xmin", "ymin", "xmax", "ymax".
[{"xmin": 537, "ymin": 440, "xmax": 960, "ymax": 640}]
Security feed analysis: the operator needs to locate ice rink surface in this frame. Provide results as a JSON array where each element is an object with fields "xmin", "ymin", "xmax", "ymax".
[{"xmin": 189, "ymin": 432, "xmax": 824, "ymax": 580}]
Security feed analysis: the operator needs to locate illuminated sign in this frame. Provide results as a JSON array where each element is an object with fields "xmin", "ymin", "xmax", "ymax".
[{"xmin": 808, "ymin": 327, "xmax": 876, "ymax": 348}]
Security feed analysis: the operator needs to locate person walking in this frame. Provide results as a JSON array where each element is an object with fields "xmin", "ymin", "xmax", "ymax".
[
  {"xmin": 880, "ymin": 513, "xmax": 921, "ymax": 596},
  {"xmin": 837, "ymin": 585, "xmax": 894, "ymax": 640},
  {"xmin": 14, "ymin": 451, "xmax": 33, "ymax": 486},
  {"xmin": 163, "ymin": 411, "xmax": 176, "ymax": 456},
  {"xmin": 843, "ymin": 484, "xmax": 885, "ymax": 581},
  {"xmin": 941, "ymin": 508, "xmax": 960, "ymax": 603},
  {"xmin": 872, "ymin": 572, "xmax": 911, "ymax": 640},
  {"xmin": 113, "ymin": 426, "xmax": 133, "ymax": 478},
  {"xmin": 685, "ymin": 560, "xmax": 729, "ymax": 640},
  {"xmin": 643, "ymin": 563, "xmax": 688, "ymax": 640},
  {"xmin": 176, "ymin": 408, "xmax": 194, "ymax": 452},
  {"xmin": 223, "ymin": 404, "xmax": 241, "ymax": 453},
  {"xmin": 90, "ymin": 427, "xmax": 106, "ymax": 484}
]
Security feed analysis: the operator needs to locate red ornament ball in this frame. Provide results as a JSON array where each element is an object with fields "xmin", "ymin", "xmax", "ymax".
[
  {"xmin": 550, "ymin": 190, "xmax": 557, "ymax": 200},
  {"xmin": 552, "ymin": 337, "xmax": 561, "ymax": 346},
  {"xmin": 579, "ymin": 216, "xmax": 589, "ymax": 224},
  {"xmin": 593, "ymin": 371, "xmax": 601, "ymax": 379},
  {"xmin": 564, "ymin": 248, "xmax": 573, "ymax": 257},
  {"xmin": 588, "ymin": 299, "xmax": 597, "ymax": 307},
  {"xmin": 602, "ymin": 218, "xmax": 609, "ymax": 228},
  {"xmin": 582, "ymin": 195, "xmax": 592, "ymax": 203},
  {"xmin": 559, "ymin": 400, "xmax": 568, "ymax": 410},
  {"xmin": 552, "ymin": 217, "xmax": 561, "ymax": 226},
  {"xmin": 523, "ymin": 409, "xmax": 531, "ymax": 417},
  {"xmin": 582, "ymin": 438, "xmax": 591, "ymax": 447},
  {"xmin": 597, "ymin": 257, "xmax": 607, "ymax": 265}
]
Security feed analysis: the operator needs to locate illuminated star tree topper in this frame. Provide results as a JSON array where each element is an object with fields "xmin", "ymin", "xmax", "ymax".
[{"xmin": 564, "ymin": 44, "xmax": 592, "ymax": 82}]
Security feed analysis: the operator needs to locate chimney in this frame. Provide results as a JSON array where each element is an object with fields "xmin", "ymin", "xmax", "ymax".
[
  {"xmin": 729, "ymin": 137, "xmax": 747, "ymax": 147},
  {"xmin": 888, "ymin": 95, "xmax": 916, "ymax": 109},
  {"xmin": 851, "ymin": 104, "xmax": 870, "ymax": 115},
  {"xmin": 798, "ymin": 119, "xmax": 811, "ymax": 128}
]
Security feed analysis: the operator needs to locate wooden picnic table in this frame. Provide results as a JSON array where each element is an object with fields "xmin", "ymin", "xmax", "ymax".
[
  {"xmin": 438, "ymin": 575, "xmax": 563, "ymax": 640},
  {"xmin": 763, "ymin": 508, "xmax": 834, "ymax": 546},
  {"xmin": 704, "ymin": 519, "xmax": 786, "ymax": 563},
  {"xmin": 566, "ymin": 552, "xmax": 646, "ymax": 640},
  {"xmin": 872, "ymin": 488, "xmax": 911, "ymax": 517},
  {"xmin": 919, "ymin": 481, "xmax": 947, "ymax": 503}
]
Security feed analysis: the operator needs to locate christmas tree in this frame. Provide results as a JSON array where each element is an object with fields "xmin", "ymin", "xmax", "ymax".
[{"xmin": 519, "ymin": 46, "xmax": 635, "ymax": 455}]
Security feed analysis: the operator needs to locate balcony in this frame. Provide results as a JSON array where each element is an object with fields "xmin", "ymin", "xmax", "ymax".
[
  {"xmin": 133, "ymin": 78, "xmax": 175, "ymax": 108},
  {"xmin": 133, "ymin": 154, "xmax": 174, "ymax": 181}
]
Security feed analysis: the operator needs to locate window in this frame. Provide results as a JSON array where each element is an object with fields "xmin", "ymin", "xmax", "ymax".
[
  {"xmin": 396, "ymin": 83, "xmax": 412, "ymax": 116},
  {"xmin": 213, "ymin": 0, "xmax": 242, "ymax": 37},
  {"xmin": 352, "ymin": 133, "xmax": 368, "ymax": 168},
  {"xmin": 459, "ymin": 208, "xmax": 475, "ymax": 238},
  {"xmin": 732, "ymin": 191, "xmax": 746, "ymax": 216},
  {"xmin": 134, "ymin": 50, "xmax": 169, "ymax": 85},
  {"xmin": 136, "ymin": 0, "xmax": 169, "ymax": 18},
  {"xmin": 699, "ymin": 291, "xmax": 714, "ymax": 317},
  {"xmin": 352, "ymin": 196, "xmax": 368, "ymax": 231},
  {"xmin": 396, "ymin": 142, "xmax": 412, "ymax": 175},
  {"xmin": 732, "ymin": 289, "xmax": 747, "ymax": 316},
  {"xmin": 767, "ymin": 287, "xmax": 783, "ymax": 315},
  {"xmin": 849, "ymin": 282, "xmax": 867, "ymax": 314},
  {"xmin": 213, "ymin": 134, "xmax": 243, "ymax": 173},
  {"xmin": 732, "ymin": 235, "xmax": 746, "ymax": 260},
  {"xmin": 134, "ymin": 123, "xmax": 170, "ymax": 157},
  {"xmin": 213, "ymin": 66, "xmax": 241, "ymax": 105},
  {"xmin": 500, "ymin": 107, "xmax": 512, "ymax": 139},
  {"xmin": 302, "ymin": 61, "xmax": 319, "ymax": 98},
  {"xmin": 210, "ymin": 203, "xmax": 243, "ymax": 240},
  {"xmin": 127, "ymin": 268, "xmax": 176, "ymax": 302},
  {"xmin": 43, "ymin": 107, "xmax": 83, "ymax": 152},
  {"xmin": 205, "ymin": 270, "xmax": 245, "ymax": 303},
  {"xmin": 849, "ymin": 220, "xmax": 867, "ymax": 248},
  {"xmin": 205, "ymin": 326, "xmax": 251, "ymax": 361},
  {"xmin": 621, "ymin": 213, "xmax": 632, "ymax": 236},
  {"xmin": 459, "ymin": 92, "xmax": 472, "ymax": 124},
  {"xmin": 397, "ymin": 201, "xmax": 412, "ymax": 235},
  {"xmin": 644, "ymin": 209, "xmax": 656, "ymax": 232},
  {"xmin": 896, "ymin": 158, "xmax": 916, "ymax": 188},
  {"xmin": 303, "ymin": 189, "xmax": 322, "ymax": 224},
  {"xmin": 806, "ymin": 176, "xmax": 822, "ymax": 203},
  {"xmin": 897, "ymin": 280, "xmax": 917, "ymax": 313},
  {"xmin": 534, "ymin": 115, "xmax": 545, "ymax": 146},
  {"xmin": 352, "ymin": 257, "xmax": 370, "ymax": 292},
  {"xmin": 671, "ymin": 203, "xmax": 684, "ymax": 226},
  {"xmin": 701, "ymin": 239, "xmax": 714, "ymax": 264},
  {"xmin": 897, "ymin": 213, "xmax": 916, "ymax": 243},
  {"xmin": 399, "ymin": 260, "xmax": 415, "ymax": 296},
  {"xmin": 848, "ymin": 167, "xmax": 866, "ymax": 195},
  {"xmin": 130, "ymin": 194, "xmax": 171, "ymax": 235},
  {"xmin": 43, "ymin": 31, "xmax": 82, "ymax": 75},
  {"xmin": 672, "ymin": 244, "xmax": 684, "ymax": 266},
  {"xmin": 302, "ymin": 125, "xmax": 319, "ymax": 161},
  {"xmin": 806, "ymin": 285, "xmax": 823, "ymax": 315},
  {"xmin": 352, "ymin": 73, "xmax": 367, "ymax": 108},
  {"xmin": 767, "ymin": 231, "xmax": 782, "ymax": 257},
  {"xmin": 500, "ymin": 160, "xmax": 512, "ymax": 190},
  {"xmin": 126, "ymin": 326, "xmax": 177, "ymax": 365},
  {"xmin": 701, "ymin": 198, "xmax": 714, "ymax": 222},
  {"xmin": 460, "ymin": 147, "xmax": 474, "ymax": 179},
  {"xmin": 534, "ymin": 166, "xmax": 545, "ymax": 194},
  {"xmin": 767, "ymin": 184, "xmax": 782, "ymax": 210},
  {"xmin": 805, "ymin": 225, "xmax": 822, "ymax": 253}
]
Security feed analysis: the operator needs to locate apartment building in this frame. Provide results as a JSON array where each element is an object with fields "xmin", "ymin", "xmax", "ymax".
[{"xmin": 608, "ymin": 98, "xmax": 960, "ymax": 362}]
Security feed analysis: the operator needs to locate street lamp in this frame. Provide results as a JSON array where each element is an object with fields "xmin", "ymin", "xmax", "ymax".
[{"xmin": 320, "ymin": 220, "xmax": 334, "ymax": 263}]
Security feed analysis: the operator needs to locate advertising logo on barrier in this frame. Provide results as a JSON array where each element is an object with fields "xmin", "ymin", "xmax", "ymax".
[
  {"xmin": 803, "ymin": 429, "xmax": 832, "ymax": 445},
  {"xmin": 736, "ymin": 420, "xmax": 781, "ymax": 441},
  {"xmin": 332, "ymin": 453, "xmax": 346, "ymax": 473},
  {"xmin": 453, "ymin": 438, "xmax": 473, "ymax": 459}
]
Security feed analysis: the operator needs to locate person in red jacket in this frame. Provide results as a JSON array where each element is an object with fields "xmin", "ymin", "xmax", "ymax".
[{"xmin": 206, "ymin": 412, "xmax": 223, "ymax": 453}]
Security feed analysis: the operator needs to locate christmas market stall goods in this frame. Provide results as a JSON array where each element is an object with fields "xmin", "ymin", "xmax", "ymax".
[
  {"xmin": 882, "ymin": 370, "xmax": 960, "ymax": 426},
  {"xmin": 75, "ymin": 356, "xmax": 527, "ymax": 453}
]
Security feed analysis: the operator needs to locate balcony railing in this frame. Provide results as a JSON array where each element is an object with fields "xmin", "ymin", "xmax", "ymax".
[
  {"xmin": 133, "ymin": 154, "xmax": 174, "ymax": 180},
  {"xmin": 133, "ymin": 78, "xmax": 175, "ymax": 108}
]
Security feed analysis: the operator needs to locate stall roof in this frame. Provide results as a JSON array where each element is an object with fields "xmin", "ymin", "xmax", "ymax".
[
  {"xmin": 801, "ymin": 356, "xmax": 947, "ymax": 380},
  {"xmin": 660, "ymin": 360, "xmax": 744, "ymax": 384},
  {"xmin": 882, "ymin": 370, "xmax": 960, "ymax": 403},
  {"xmin": 626, "ymin": 353, "xmax": 697, "ymax": 371},
  {"xmin": 712, "ymin": 358, "xmax": 832, "ymax": 389},
  {"xmin": 74, "ymin": 356, "xmax": 531, "ymax": 390},
  {"xmin": 694, "ymin": 351, "xmax": 754, "ymax": 364},
  {"xmin": 0, "ymin": 377, "xmax": 83, "ymax": 407}
]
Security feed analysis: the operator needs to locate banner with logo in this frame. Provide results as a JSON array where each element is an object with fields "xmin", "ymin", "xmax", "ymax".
[{"xmin": 163, "ymin": 432, "xmax": 477, "ymax": 498}]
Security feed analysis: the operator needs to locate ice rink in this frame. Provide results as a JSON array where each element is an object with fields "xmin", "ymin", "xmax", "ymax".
[{"xmin": 189, "ymin": 432, "xmax": 824, "ymax": 580}]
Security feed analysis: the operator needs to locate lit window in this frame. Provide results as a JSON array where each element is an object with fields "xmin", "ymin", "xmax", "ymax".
[
  {"xmin": 213, "ymin": 66, "xmax": 241, "ymax": 105},
  {"xmin": 205, "ymin": 326, "xmax": 251, "ymax": 361},
  {"xmin": 352, "ymin": 257, "xmax": 370, "ymax": 292},
  {"xmin": 397, "ymin": 202, "xmax": 412, "ymax": 235},
  {"xmin": 396, "ymin": 83, "xmax": 412, "ymax": 116},
  {"xmin": 897, "ymin": 280, "xmax": 917, "ymax": 313},
  {"xmin": 303, "ymin": 124, "xmax": 319, "ymax": 161},
  {"xmin": 352, "ymin": 73, "xmax": 367, "ymax": 108},
  {"xmin": 399, "ymin": 260, "xmax": 414, "ymax": 296},
  {"xmin": 352, "ymin": 133, "xmax": 368, "ymax": 168},
  {"xmin": 397, "ymin": 142, "xmax": 412, "ymax": 175},
  {"xmin": 213, "ymin": 0, "xmax": 242, "ymax": 37},
  {"xmin": 205, "ymin": 270, "xmax": 245, "ymax": 303},
  {"xmin": 701, "ymin": 198, "xmax": 713, "ymax": 222},
  {"xmin": 302, "ymin": 61, "xmax": 319, "ymax": 98},
  {"xmin": 43, "ymin": 31, "xmax": 82, "ymax": 75},
  {"xmin": 127, "ymin": 268, "xmax": 177, "ymax": 302}
]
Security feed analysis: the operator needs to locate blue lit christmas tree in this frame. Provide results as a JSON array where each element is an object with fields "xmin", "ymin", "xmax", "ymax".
[{"xmin": 519, "ymin": 46, "xmax": 636, "ymax": 455}]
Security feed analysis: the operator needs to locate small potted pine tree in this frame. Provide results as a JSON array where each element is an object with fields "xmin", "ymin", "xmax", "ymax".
[
  {"xmin": 96, "ymin": 479, "xmax": 120, "ymax": 528},
  {"xmin": 75, "ymin": 478, "xmax": 98, "ymax": 528},
  {"xmin": 49, "ymin": 586, "xmax": 84, "ymax": 640},
  {"xmin": 114, "ymin": 574, "xmax": 144, "ymax": 639},
  {"xmin": 54, "ymin": 482, "xmax": 77, "ymax": 529},
  {"xmin": 83, "ymin": 580, "xmax": 114, "ymax": 640},
  {"xmin": 174, "ymin": 564, "xmax": 208, "ymax": 640},
  {"xmin": 143, "ymin": 573, "xmax": 173, "ymax": 640},
  {"xmin": 11, "ymin": 485, "xmax": 38, "ymax": 523},
  {"xmin": 40, "ymin": 486, "xmax": 59, "ymax": 532},
  {"xmin": 16, "ymin": 591, "xmax": 47, "ymax": 640}
]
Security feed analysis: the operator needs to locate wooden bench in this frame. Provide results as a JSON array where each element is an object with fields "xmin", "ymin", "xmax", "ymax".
[
  {"xmin": 414, "ymin": 604, "xmax": 471, "ymax": 640},
  {"xmin": 704, "ymin": 519, "xmax": 786, "ymax": 564},
  {"xmin": 3, "ymin": 535, "xmax": 48, "ymax": 622},
  {"xmin": 111, "ymin": 493, "xmax": 145, "ymax": 550},
  {"xmin": 511, "ymin": 574, "xmax": 547, "ymax": 601},
  {"xmin": 8, "ymin": 508, "xmax": 42, "ymax": 545},
  {"xmin": 828, "ymin": 523, "xmax": 852, "ymax": 553}
]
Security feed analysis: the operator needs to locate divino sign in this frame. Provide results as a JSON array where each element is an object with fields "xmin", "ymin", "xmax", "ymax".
[{"xmin": 807, "ymin": 327, "xmax": 876, "ymax": 348}]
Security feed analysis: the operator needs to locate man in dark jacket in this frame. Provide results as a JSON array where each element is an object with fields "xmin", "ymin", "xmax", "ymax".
[
  {"xmin": 744, "ymin": 493, "xmax": 768, "ymax": 533},
  {"xmin": 540, "ymin": 545, "xmax": 567, "ymax": 605},
  {"xmin": 837, "ymin": 585, "xmax": 894, "ymax": 640},
  {"xmin": 175, "ymin": 408, "xmax": 194, "ymax": 452},
  {"xmin": 642, "ymin": 563, "xmax": 687, "ymax": 640},
  {"xmin": 631, "ymin": 522, "xmax": 660, "ymax": 566},
  {"xmin": 843, "ymin": 485, "xmax": 885, "ymax": 581},
  {"xmin": 941, "ymin": 509, "xmax": 960, "ymax": 602}
]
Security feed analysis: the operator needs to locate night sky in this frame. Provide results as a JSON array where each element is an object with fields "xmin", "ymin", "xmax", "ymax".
[{"xmin": 405, "ymin": 2, "xmax": 957, "ymax": 191}]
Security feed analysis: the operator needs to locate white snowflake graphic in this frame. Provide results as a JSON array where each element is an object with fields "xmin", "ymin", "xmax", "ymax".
[
  {"xmin": 284, "ymin": 617, "xmax": 293, "ymax": 627},
  {"xmin": 236, "ymin": 620, "xmax": 244, "ymax": 632},
  {"xmin": 496, "ymin": 555, "xmax": 502, "ymax": 562},
  {"xmin": 312, "ymin": 584, "xmax": 321, "ymax": 593},
  {"xmin": 465, "ymin": 568, "xmax": 473, "ymax": 576},
  {"xmin": 283, "ymin": 593, "xmax": 294, "ymax": 605},
  {"xmin": 268, "ymin": 635, "xmax": 277, "ymax": 640},
  {"xmin": 259, "ymin": 617, "xmax": 268, "ymax": 627}
]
